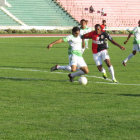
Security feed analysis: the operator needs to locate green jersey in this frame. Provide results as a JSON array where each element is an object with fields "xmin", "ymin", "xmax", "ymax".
[
  {"xmin": 63, "ymin": 35, "xmax": 83, "ymax": 57},
  {"xmin": 131, "ymin": 27, "xmax": 140, "ymax": 44}
]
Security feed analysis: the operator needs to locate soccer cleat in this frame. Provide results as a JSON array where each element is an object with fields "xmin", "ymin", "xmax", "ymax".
[
  {"xmin": 112, "ymin": 79, "xmax": 118, "ymax": 83},
  {"xmin": 122, "ymin": 61, "xmax": 126, "ymax": 66},
  {"xmin": 103, "ymin": 73, "xmax": 107, "ymax": 79},
  {"xmin": 68, "ymin": 73, "xmax": 74, "ymax": 82},
  {"xmin": 50, "ymin": 65, "xmax": 58, "ymax": 72}
]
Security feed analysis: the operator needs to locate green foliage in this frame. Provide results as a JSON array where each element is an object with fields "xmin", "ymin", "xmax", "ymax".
[
  {"xmin": 0, "ymin": 37, "xmax": 139, "ymax": 140},
  {"xmin": 0, "ymin": 29, "xmax": 128, "ymax": 34}
]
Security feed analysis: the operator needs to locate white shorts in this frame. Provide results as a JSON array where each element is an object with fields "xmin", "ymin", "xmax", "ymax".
[
  {"xmin": 133, "ymin": 44, "xmax": 140, "ymax": 52},
  {"xmin": 69, "ymin": 54, "xmax": 87, "ymax": 68},
  {"xmin": 93, "ymin": 49, "xmax": 110, "ymax": 66}
]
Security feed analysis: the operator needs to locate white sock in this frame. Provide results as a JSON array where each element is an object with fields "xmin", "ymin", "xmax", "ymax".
[
  {"xmin": 57, "ymin": 65, "xmax": 71, "ymax": 71},
  {"xmin": 101, "ymin": 68, "xmax": 106, "ymax": 74},
  {"xmin": 108, "ymin": 65, "xmax": 115, "ymax": 80},
  {"xmin": 71, "ymin": 70, "xmax": 85, "ymax": 77},
  {"xmin": 124, "ymin": 53, "xmax": 134, "ymax": 63}
]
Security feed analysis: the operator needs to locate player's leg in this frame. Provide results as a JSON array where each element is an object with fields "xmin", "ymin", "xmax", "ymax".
[
  {"xmin": 68, "ymin": 56, "xmax": 88, "ymax": 82},
  {"xmin": 104, "ymin": 59, "xmax": 117, "ymax": 83},
  {"xmin": 51, "ymin": 64, "xmax": 71, "ymax": 72},
  {"xmin": 102, "ymin": 50, "xmax": 117, "ymax": 82},
  {"xmin": 122, "ymin": 44, "xmax": 137, "ymax": 66},
  {"xmin": 50, "ymin": 64, "xmax": 58, "ymax": 72},
  {"xmin": 97, "ymin": 65, "xmax": 107, "ymax": 79},
  {"xmin": 93, "ymin": 52, "xmax": 107, "ymax": 79},
  {"xmin": 80, "ymin": 66, "xmax": 89, "ymax": 74},
  {"xmin": 51, "ymin": 55, "xmax": 72, "ymax": 71},
  {"xmin": 70, "ymin": 66, "xmax": 88, "ymax": 79},
  {"xmin": 71, "ymin": 57, "xmax": 89, "ymax": 77},
  {"xmin": 57, "ymin": 65, "xmax": 71, "ymax": 71}
]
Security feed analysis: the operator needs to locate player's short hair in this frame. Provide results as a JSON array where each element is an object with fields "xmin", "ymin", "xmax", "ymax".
[
  {"xmin": 80, "ymin": 19, "xmax": 86, "ymax": 23},
  {"xmin": 95, "ymin": 24, "xmax": 101, "ymax": 29},
  {"xmin": 102, "ymin": 20, "xmax": 106, "ymax": 23},
  {"xmin": 72, "ymin": 26, "xmax": 80, "ymax": 33}
]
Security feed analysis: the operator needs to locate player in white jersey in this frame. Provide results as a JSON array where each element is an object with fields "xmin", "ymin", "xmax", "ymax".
[
  {"xmin": 79, "ymin": 19, "xmax": 92, "ymax": 53},
  {"xmin": 49, "ymin": 20, "xmax": 91, "ymax": 73},
  {"xmin": 122, "ymin": 20, "xmax": 140, "ymax": 66},
  {"xmin": 47, "ymin": 27, "xmax": 89, "ymax": 82}
]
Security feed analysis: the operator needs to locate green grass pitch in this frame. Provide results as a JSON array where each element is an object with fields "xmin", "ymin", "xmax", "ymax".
[{"xmin": 0, "ymin": 37, "xmax": 139, "ymax": 140}]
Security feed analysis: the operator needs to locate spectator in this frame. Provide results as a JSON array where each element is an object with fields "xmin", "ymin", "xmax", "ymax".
[
  {"xmin": 89, "ymin": 5, "xmax": 94, "ymax": 13},
  {"xmin": 101, "ymin": 8, "xmax": 104, "ymax": 16}
]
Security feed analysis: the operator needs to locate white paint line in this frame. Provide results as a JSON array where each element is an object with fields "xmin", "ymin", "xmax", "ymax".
[
  {"xmin": 96, "ymin": 81, "xmax": 140, "ymax": 86},
  {"xmin": 0, "ymin": 67, "xmax": 139, "ymax": 86},
  {"xmin": 86, "ymin": 75, "xmax": 112, "ymax": 81}
]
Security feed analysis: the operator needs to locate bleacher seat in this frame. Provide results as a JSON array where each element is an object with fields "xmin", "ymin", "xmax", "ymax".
[
  {"xmin": 5, "ymin": 0, "xmax": 78, "ymax": 26},
  {"xmin": 0, "ymin": 9, "xmax": 19, "ymax": 26},
  {"xmin": 56, "ymin": 0, "xmax": 140, "ymax": 27}
]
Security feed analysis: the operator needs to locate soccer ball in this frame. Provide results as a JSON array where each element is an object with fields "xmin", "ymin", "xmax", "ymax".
[{"xmin": 78, "ymin": 76, "xmax": 88, "ymax": 85}]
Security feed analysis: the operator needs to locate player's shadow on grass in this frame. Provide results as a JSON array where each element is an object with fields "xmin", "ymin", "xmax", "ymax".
[
  {"xmin": 0, "ymin": 77, "xmax": 46, "ymax": 81},
  {"xmin": 0, "ymin": 65, "xmax": 41, "ymax": 69},
  {"xmin": 94, "ymin": 92, "xmax": 104, "ymax": 95},
  {"xmin": 0, "ymin": 77, "xmax": 68, "ymax": 82},
  {"xmin": 118, "ymin": 94, "xmax": 140, "ymax": 97}
]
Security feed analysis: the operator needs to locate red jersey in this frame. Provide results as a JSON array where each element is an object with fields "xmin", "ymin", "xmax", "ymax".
[
  {"xmin": 83, "ymin": 31, "xmax": 113, "ymax": 54},
  {"xmin": 100, "ymin": 24, "xmax": 106, "ymax": 32}
]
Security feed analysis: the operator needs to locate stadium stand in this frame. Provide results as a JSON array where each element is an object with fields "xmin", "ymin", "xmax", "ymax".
[
  {"xmin": 0, "ymin": 0, "xmax": 139, "ymax": 28},
  {"xmin": 56, "ymin": 0, "xmax": 140, "ymax": 27},
  {"xmin": 0, "ymin": 9, "xmax": 19, "ymax": 26},
  {"xmin": 3, "ymin": 0, "xmax": 79, "ymax": 26}
]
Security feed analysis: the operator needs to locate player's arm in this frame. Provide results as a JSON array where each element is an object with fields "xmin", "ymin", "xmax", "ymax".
[
  {"xmin": 106, "ymin": 33, "xmax": 125, "ymax": 50},
  {"xmin": 47, "ymin": 39, "xmax": 64, "ymax": 49},
  {"xmin": 82, "ymin": 31, "xmax": 93, "ymax": 39},
  {"xmin": 110, "ymin": 40, "xmax": 125, "ymax": 50},
  {"xmin": 124, "ymin": 33, "xmax": 132, "ymax": 44},
  {"xmin": 82, "ymin": 39, "xmax": 85, "ymax": 48}
]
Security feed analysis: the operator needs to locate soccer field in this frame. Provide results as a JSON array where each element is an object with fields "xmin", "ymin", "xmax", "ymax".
[{"xmin": 0, "ymin": 37, "xmax": 139, "ymax": 140}]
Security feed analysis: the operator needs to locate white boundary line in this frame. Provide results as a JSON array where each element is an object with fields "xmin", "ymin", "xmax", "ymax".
[
  {"xmin": 0, "ymin": 67, "xmax": 140, "ymax": 86},
  {"xmin": 96, "ymin": 81, "xmax": 140, "ymax": 86}
]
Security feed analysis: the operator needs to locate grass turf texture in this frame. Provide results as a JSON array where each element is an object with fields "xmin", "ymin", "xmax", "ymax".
[{"xmin": 0, "ymin": 37, "xmax": 139, "ymax": 140}]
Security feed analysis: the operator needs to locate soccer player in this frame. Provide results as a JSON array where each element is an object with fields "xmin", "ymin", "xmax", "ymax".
[
  {"xmin": 122, "ymin": 20, "xmax": 140, "ymax": 66},
  {"xmin": 47, "ymin": 27, "xmax": 89, "ymax": 82},
  {"xmin": 100, "ymin": 20, "xmax": 106, "ymax": 32},
  {"xmin": 82, "ymin": 24, "xmax": 125, "ymax": 83},
  {"xmin": 50, "ymin": 19, "xmax": 91, "ymax": 72},
  {"xmin": 79, "ymin": 19, "xmax": 92, "ymax": 52},
  {"xmin": 101, "ymin": 20, "xmax": 109, "ymax": 48}
]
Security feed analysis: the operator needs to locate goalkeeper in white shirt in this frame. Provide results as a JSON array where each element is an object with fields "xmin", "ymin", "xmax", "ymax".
[
  {"xmin": 47, "ymin": 27, "xmax": 89, "ymax": 82},
  {"xmin": 123, "ymin": 20, "xmax": 140, "ymax": 66}
]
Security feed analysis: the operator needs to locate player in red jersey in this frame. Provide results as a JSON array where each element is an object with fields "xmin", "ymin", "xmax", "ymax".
[
  {"xmin": 100, "ymin": 20, "xmax": 106, "ymax": 32},
  {"xmin": 101, "ymin": 20, "xmax": 109, "ymax": 48},
  {"xmin": 82, "ymin": 24, "xmax": 125, "ymax": 83}
]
